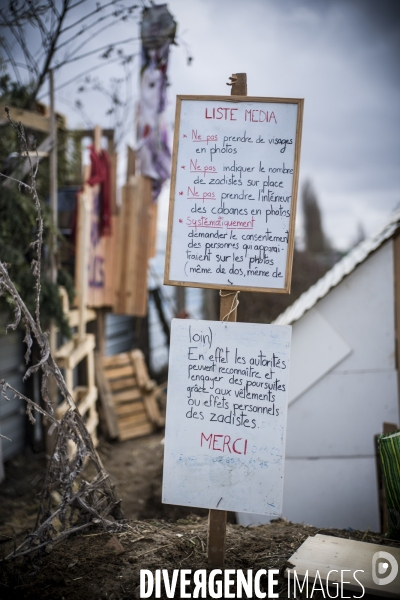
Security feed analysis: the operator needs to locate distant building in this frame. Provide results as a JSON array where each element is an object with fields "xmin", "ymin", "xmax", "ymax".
[{"xmin": 238, "ymin": 210, "xmax": 400, "ymax": 531}]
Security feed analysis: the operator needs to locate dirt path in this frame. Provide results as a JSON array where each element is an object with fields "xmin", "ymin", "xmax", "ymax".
[{"xmin": 1, "ymin": 433, "xmax": 399, "ymax": 599}]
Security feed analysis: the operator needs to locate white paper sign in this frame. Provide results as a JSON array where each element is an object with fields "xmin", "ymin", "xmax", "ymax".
[
  {"xmin": 165, "ymin": 96, "xmax": 303, "ymax": 293},
  {"xmin": 162, "ymin": 319, "xmax": 292, "ymax": 515}
]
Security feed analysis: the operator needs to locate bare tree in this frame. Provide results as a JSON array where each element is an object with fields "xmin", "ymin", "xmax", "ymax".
[
  {"xmin": 0, "ymin": 0, "xmax": 142, "ymax": 101},
  {"xmin": 0, "ymin": 110, "xmax": 124, "ymax": 562},
  {"xmin": 302, "ymin": 179, "xmax": 330, "ymax": 253},
  {"xmin": 0, "ymin": 0, "xmax": 144, "ymax": 136}
]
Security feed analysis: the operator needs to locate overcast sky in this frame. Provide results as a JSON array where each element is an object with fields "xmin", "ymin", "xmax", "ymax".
[
  {"xmin": 3, "ymin": 0, "xmax": 400, "ymax": 250},
  {"xmin": 161, "ymin": 0, "xmax": 400, "ymax": 249}
]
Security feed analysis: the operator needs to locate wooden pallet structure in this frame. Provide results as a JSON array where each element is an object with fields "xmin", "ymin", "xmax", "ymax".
[
  {"xmin": 96, "ymin": 350, "xmax": 164, "ymax": 441},
  {"xmin": 54, "ymin": 170, "xmax": 100, "ymax": 453},
  {"xmin": 55, "ymin": 291, "xmax": 99, "ymax": 451}
]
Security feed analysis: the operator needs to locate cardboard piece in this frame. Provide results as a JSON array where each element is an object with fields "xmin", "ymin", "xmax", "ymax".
[{"xmin": 286, "ymin": 534, "xmax": 400, "ymax": 598}]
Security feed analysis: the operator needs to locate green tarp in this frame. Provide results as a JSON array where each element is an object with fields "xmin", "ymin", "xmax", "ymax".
[{"xmin": 379, "ymin": 430, "xmax": 400, "ymax": 539}]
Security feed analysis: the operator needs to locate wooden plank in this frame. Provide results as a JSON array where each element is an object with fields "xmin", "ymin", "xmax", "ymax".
[
  {"xmin": 0, "ymin": 103, "xmax": 51, "ymax": 133},
  {"xmin": 102, "ymin": 353, "xmax": 131, "ymax": 368},
  {"xmin": 126, "ymin": 177, "xmax": 144, "ymax": 314},
  {"xmin": 109, "ymin": 152, "xmax": 118, "ymax": 214},
  {"xmin": 121, "ymin": 179, "xmax": 138, "ymax": 314},
  {"xmin": 65, "ymin": 368, "xmax": 73, "ymax": 397},
  {"xmin": 108, "ymin": 376, "xmax": 137, "ymax": 391},
  {"xmin": 93, "ymin": 124, "xmax": 102, "ymax": 152},
  {"xmin": 94, "ymin": 352, "xmax": 120, "ymax": 439},
  {"xmin": 2, "ymin": 135, "xmax": 53, "ymax": 189},
  {"xmin": 113, "ymin": 177, "xmax": 149, "ymax": 316},
  {"xmin": 85, "ymin": 411, "xmax": 99, "ymax": 437},
  {"xmin": 126, "ymin": 145, "xmax": 136, "ymax": 181},
  {"xmin": 56, "ymin": 400, "xmax": 69, "ymax": 420},
  {"xmin": 68, "ymin": 308, "xmax": 96, "ymax": 328},
  {"xmin": 143, "ymin": 390, "xmax": 164, "ymax": 427},
  {"xmin": 206, "ymin": 74, "xmax": 245, "ymax": 569},
  {"xmin": 147, "ymin": 199, "xmax": 158, "ymax": 259},
  {"xmin": 56, "ymin": 339, "xmax": 75, "ymax": 360},
  {"xmin": 117, "ymin": 411, "xmax": 148, "ymax": 426},
  {"xmin": 77, "ymin": 188, "xmax": 90, "ymax": 336},
  {"xmin": 130, "ymin": 349, "xmax": 150, "ymax": 388},
  {"xmin": 56, "ymin": 386, "xmax": 97, "ymax": 420},
  {"xmin": 56, "ymin": 335, "xmax": 96, "ymax": 370},
  {"xmin": 131, "ymin": 176, "xmax": 151, "ymax": 315},
  {"xmin": 87, "ymin": 347, "xmax": 95, "ymax": 389},
  {"xmin": 114, "ymin": 403, "xmax": 146, "ymax": 417},
  {"xmin": 103, "ymin": 214, "xmax": 119, "ymax": 306},
  {"xmin": 76, "ymin": 386, "xmax": 97, "ymax": 417},
  {"xmin": 72, "ymin": 386, "xmax": 87, "ymax": 402},
  {"xmin": 118, "ymin": 416, "xmax": 150, "ymax": 432},
  {"xmin": 114, "ymin": 181, "xmax": 136, "ymax": 313},
  {"xmin": 112, "ymin": 388, "xmax": 142, "ymax": 403},
  {"xmin": 286, "ymin": 534, "xmax": 400, "ymax": 598},
  {"xmin": 118, "ymin": 421, "xmax": 154, "ymax": 441},
  {"xmin": 105, "ymin": 364, "xmax": 135, "ymax": 380}
]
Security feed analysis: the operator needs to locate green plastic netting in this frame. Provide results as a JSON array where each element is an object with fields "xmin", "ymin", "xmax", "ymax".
[{"xmin": 379, "ymin": 430, "xmax": 400, "ymax": 539}]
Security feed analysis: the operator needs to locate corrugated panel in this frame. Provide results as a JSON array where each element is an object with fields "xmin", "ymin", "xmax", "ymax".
[
  {"xmin": 148, "ymin": 245, "xmax": 204, "ymax": 374},
  {"xmin": 274, "ymin": 208, "xmax": 400, "ymax": 326},
  {"xmin": 105, "ymin": 314, "xmax": 136, "ymax": 356},
  {"xmin": 0, "ymin": 328, "xmax": 26, "ymax": 461}
]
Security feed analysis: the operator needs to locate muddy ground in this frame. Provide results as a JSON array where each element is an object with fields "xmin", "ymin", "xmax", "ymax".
[{"xmin": 1, "ymin": 432, "xmax": 399, "ymax": 599}]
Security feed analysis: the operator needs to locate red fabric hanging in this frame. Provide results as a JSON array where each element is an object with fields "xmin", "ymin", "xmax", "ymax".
[{"xmin": 87, "ymin": 145, "xmax": 112, "ymax": 236}]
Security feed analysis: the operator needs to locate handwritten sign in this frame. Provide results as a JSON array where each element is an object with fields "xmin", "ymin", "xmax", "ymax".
[
  {"xmin": 162, "ymin": 319, "xmax": 291, "ymax": 515},
  {"xmin": 164, "ymin": 96, "xmax": 303, "ymax": 293}
]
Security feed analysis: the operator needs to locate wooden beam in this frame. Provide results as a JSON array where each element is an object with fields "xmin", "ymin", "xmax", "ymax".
[
  {"xmin": 207, "ymin": 73, "xmax": 246, "ymax": 567},
  {"xmin": 126, "ymin": 145, "xmax": 136, "ymax": 182},
  {"xmin": 94, "ymin": 352, "xmax": 120, "ymax": 439},
  {"xmin": 93, "ymin": 124, "xmax": 102, "ymax": 153},
  {"xmin": 69, "ymin": 128, "xmax": 114, "ymax": 140},
  {"xmin": 0, "ymin": 104, "xmax": 53, "ymax": 133}
]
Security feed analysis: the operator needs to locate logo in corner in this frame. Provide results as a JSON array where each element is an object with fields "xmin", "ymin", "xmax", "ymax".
[{"xmin": 372, "ymin": 551, "xmax": 398, "ymax": 586}]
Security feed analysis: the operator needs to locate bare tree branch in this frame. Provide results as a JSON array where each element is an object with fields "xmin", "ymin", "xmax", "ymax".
[
  {"xmin": 0, "ymin": 37, "xmax": 23, "ymax": 85},
  {"xmin": 60, "ymin": 0, "xmax": 129, "ymax": 37},
  {"xmin": 52, "ymin": 36, "xmax": 139, "ymax": 70},
  {"xmin": 30, "ymin": 0, "xmax": 70, "ymax": 101}
]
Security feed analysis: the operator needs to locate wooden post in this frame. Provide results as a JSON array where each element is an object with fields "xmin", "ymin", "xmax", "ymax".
[
  {"xmin": 47, "ymin": 70, "xmax": 58, "ymax": 456},
  {"xmin": 49, "ymin": 70, "xmax": 58, "ymax": 352},
  {"xmin": 77, "ymin": 190, "xmax": 90, "ymax": 342},
  {"xmin": 207, "ymin": 72, "xmax": 247, "ymax": 567}
]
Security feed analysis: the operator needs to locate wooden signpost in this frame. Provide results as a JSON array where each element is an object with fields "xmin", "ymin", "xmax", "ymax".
[{"xmin": 163, "ymin": 74, "xmax": 304, "ymax": 565}]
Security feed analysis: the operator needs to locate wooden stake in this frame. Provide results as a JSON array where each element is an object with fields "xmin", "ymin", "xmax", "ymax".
[
  {"xmin": 207, "ymin": 72, "xmax": 247, "ymax": 566},
  {"xmin": 77, "ymin": 190, "xmax": 90, "ymax": 342},
  {"xmin": 47, "ymin": 69, "xmax": 58, "ymax": 457}
]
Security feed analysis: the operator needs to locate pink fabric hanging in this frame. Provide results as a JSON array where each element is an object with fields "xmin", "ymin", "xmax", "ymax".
[{"xmin": 87, "ymin": 145, "xmax": 111, "ymax": 237}]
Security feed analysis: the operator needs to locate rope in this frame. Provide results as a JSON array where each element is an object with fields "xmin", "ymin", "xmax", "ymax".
[{"xmin": 219, "ymin": 290, "xmax": 240, "ymax": 322}]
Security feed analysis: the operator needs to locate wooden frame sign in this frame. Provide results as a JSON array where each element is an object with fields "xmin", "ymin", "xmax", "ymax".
[{"xmin": 164, "ymin": 96, "xmax": 304, "ymax": 293}]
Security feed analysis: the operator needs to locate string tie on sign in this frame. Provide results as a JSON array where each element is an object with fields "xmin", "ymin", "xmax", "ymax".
[{"xmin": 219, "ymin": 290, "xmax": 240, "ymax": 322}]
